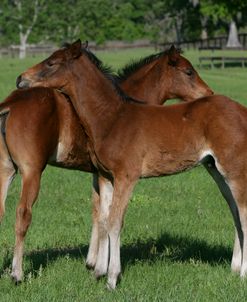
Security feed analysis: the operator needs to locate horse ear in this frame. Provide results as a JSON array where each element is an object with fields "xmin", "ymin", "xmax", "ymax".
[
  {"xmin": 169, "ymin": 45, "xmax": 176, "ymax": 53},
  {"xmin": 168, "ymin": 45, "xmax": 179, "ymax": 66},
  {"xmin": 81, "ymin": 40, "xmax": 89, "ymax": 50},
  {"xmin": 69, "ymin": 39, "xmax": 82, "ymax": 59}
]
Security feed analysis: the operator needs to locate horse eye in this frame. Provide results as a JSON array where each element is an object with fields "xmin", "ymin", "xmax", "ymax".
[
  {"xmin": 185, "ymin": 68, "xmax": 193, "ymax": 76},
  {"xmin": 47, "ymin": 60, "xmax": 55, "ymax": 67}
]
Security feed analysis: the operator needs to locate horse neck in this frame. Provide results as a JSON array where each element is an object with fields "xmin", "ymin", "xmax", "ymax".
[
  {"xmin": 67, "ymin": 55, "xmax": 123, "ymax": 144},
  {"xmin": 119, "ymin": 56, "xmax": 169, "ymax": 105}
]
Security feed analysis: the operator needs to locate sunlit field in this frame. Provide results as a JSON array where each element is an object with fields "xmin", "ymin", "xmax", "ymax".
[{"xmin": 0, "ymin": 48, "xmax": 247, "ymax": 301}]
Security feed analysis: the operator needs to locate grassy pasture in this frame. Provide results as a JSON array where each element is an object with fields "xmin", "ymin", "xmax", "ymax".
[{"xmin": 0, "ymin": 48, "xmax": 247, "ymax": 301}]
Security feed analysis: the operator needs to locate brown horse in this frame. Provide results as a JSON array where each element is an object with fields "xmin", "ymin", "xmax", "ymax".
[
  {"xmin": 0, "ymin": 45, "xmax": 212, "ymax": 283},
  {"xmin": 18, "ymin": 40, "xmax": 247, "ymax": 289},
  {"xmin": 85, "ymin": 45, "xmax": 213, "ymax": 270}
]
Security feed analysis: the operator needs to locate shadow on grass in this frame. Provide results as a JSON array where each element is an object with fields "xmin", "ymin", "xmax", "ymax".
[
  {"xmin": 120, "ymin": 232, "xmax": 231, "ymax": 271},
  {"xmin": 0, "ymin": 232, "xmax": 232, "ymax": 279}
]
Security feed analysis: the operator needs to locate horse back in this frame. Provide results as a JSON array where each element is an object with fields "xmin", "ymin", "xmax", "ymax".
[{"xmin": 94, "ymin": 95, "xmax": 245, "ymax": 178}]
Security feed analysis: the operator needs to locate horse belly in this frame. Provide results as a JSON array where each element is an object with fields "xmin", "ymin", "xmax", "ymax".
[{"xmin": 141, "ymin": 150, "xmax": 200, "ymax": 177}]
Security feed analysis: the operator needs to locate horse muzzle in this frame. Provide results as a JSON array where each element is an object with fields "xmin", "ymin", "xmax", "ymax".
[{"xmin": 16, "ymin": 75, "xmax": 32, "ymax": 89}]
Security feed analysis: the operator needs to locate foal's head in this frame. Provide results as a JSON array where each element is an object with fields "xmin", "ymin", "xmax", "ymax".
[
  {"xmin": 16, "ymin": 40, "xmax": 84, "ymax": 92},
  {"xmin": 117, "ymin": 45, "xmax": 213, "ymax": 102},
  {"xmin": 162, "ymin": 46, "xmax": 213, "ymax": 101}
]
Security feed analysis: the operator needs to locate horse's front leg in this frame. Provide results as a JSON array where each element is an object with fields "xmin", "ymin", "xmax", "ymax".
[
  {"xmin": 106, "ymin": 176, "xmax": 137, "ymax": 290},
  {"xmin": 93, "ymin": 175, "xmax": 113, "ymax": 278},
  {"xmin": 86, "ymin": 173, "xmax": 100, "ymax": 269},
  {"xmin": 11, "ymin": 169, "xmax": 41, "ymax": 283}
]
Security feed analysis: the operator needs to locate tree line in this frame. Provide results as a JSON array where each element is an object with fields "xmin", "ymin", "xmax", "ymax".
[{"xmin": 0, "ymin": 0, "xmax": 247, "ymax": 58}]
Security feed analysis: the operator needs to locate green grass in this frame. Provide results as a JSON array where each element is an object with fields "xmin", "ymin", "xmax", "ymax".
[{"xmin": 1, "ymin": 48, "xmax": 247, "ymax": 301}]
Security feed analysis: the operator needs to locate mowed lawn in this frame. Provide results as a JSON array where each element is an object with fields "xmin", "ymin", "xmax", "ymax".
[{"xmin": 0, "ymin": 48, "xmax": 247, "ymax": 301}]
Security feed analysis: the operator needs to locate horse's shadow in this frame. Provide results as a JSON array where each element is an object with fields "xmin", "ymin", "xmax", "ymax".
[
  {"xmin": 0, "ymin": 232, "xmax": 232, "ymax": 279},
  {"xmin": 121, "ymin": 232, "xmax": 231, "ymax": 268}
]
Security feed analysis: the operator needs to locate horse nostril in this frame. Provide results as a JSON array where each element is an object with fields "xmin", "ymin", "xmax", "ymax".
[{"xmin": 16, "ymin": 75, "xmax": 30, "ymax": 89}]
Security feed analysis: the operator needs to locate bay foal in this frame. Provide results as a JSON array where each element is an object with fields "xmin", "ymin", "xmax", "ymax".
[
  {"xmin": 0, "ymin": 46, "xmax": 212, "ymax": 282},
  {"xmin": 18, "ymin": 40, "xmax": 247, "ymax": 289},
  {"xmin": 86, "ymin": 46, "xmax": 213, "ymax": 269}
]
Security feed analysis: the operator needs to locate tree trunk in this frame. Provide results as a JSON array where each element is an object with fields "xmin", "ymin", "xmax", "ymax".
[
  {"xmin": 15, "ymin": 0, "xmax": 39, "ymax": 59},
  {"xmin": 19, "ymin": 32, "xmax": 28, "ymax": 59},
  {"xmin": 200, "ymin": 16, "xmax": 208, "ymax": 40},
  {"xmin": 201, "ymin": 28, "xmax": 208, "ymax": 40},
  {"xmin": 226, "ymin": 20, "xmax": 242, "ymax": 48},
  {"xmin": 174, "ymin": 17, "xmax": 182, "ymax": 44}
]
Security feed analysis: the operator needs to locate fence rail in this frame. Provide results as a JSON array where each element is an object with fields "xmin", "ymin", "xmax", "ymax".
[
  {"xmin": 0, "ymin": 34, "xmax": 247, "ymax": 58},
  {"xmin": 0, "ymin": 46, "xmax": 57, "ymax": 58},
  {"xmin": 0, "ymin": 40, "xmax": 153, "ymax": 58},
  {"xmin": 159, "ymin": 33, "xmax": 247, "ymax": 50}
]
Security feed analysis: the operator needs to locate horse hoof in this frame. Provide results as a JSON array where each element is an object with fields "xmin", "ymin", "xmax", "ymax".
[
  {"xmin": 240, "ymin": 269, "xmax": 247, "ymax": 278},
  {"xmin": 106, "ymin": 278, "xmax": 117, "ymax": 290},
  {"xmin": 11, "ymin": 272, "xmax": 22, "ymax": 285},
  {"xmin": 231, "ymin": 265, "xmax": 241, "ymax": 274},
  {"xmin": 85, "ymin": 262, "xmax": 95, "ymax": 271},
  {"xmin": 94, "ymin": 269, "xmax": 106, "ymax": 280},
  {"xmin": 107, "ymin": 272, "xmax": 121, "ymax": 290}
]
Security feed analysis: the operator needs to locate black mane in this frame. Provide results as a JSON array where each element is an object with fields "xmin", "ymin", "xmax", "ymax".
[
  {"xmin": 117, "ymin": 48, "xmax": 182, "ymax": 83},
  {"xmin": 82, "ymin": 48, "xmax": 116, "ymax": 82},
  {"xmin": 81, "ymin": 48, "xmax": 145, "ymax": 104},
  {"xmin": 63, "ymin": 42, "xmax": 179, "ymax": 104}
]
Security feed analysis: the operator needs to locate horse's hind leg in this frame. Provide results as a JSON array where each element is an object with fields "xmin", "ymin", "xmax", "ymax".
[
  {"xmin": 235, "ymin": 193, "xmax": 247, "ymax": 277},
  {"xmin": 206, "ymin": 161, "xmax": 247, "ymax": 276},
  {"xmin": 228, "ymin": 182, "xmax": 247, "ymax": 277},
  {"xmin": 240, "ymin": 211, "xmax": 247, "ymax": 277},
  {"xmin": 11, "ymin": 169, "xmax": 41, "ymax": 283},
  {"xmin": 0, "ymin": 161, "xmax": 16, "ymax": 222},
  {"xmin": 204, "ymin": 161, "xmax": 243, "ymax": 273},
  {"xmin": 231, "ymin": 229, "xmax": 242, "ymax": 273}
]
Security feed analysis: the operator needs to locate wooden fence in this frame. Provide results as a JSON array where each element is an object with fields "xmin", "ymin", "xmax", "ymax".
[
  {"xmin": 0, "ymin": 34, "xmax": 247, "ymax": 58},
  {"xmin": 160, "ymin": 33, "xmax": 247, "ymax": 50},
  {"xmin": 0, "ymin": 45, "xmax": 57, "ymax": 58},
  {"xmin": 0, "ymin": 40, "xmax": 153, "ymax": 58}
]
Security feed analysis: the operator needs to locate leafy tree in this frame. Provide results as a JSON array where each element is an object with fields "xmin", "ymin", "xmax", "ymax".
[
  {"xmin": 37, "ymin": 0, "xmax": 81, "ymax": 44},
  {"xmin": 0, "ymin": 0, "xmax": 247, "ymax": 52},
  {"xmin": 144, "ymin": 0, "xmax": 202, "ymax": 44},
  {"xmin": 199, "ymin": 0, "xmax": 247, "ymax": 47},
  {"xmin": 0, "ymin": 0, "xmax": 46, "ymax": 58}
]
